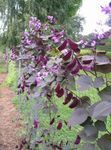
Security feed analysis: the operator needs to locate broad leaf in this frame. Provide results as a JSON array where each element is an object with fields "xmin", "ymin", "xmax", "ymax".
[
  {"xmin": 81, "ymin": 143, "xmax": 97, "ymax": 150},
  {"xmin": 68, "ymin": 108, "xmax": 88, "ymax": 127},
  {"xmin": 95, "ymin": 64, "xmax": 111, "ymax": 73},
  {"xmin": 79, "ymin": 125, "xmax": 98, "ymax": 141},
  {"xmin": 95, "ymin": 55, "xmax": 110, "ymax": 65},
  {"xmin": 99, "ymin": 86, "xmax": 111, "ymax": 102},
  {"xmin": 97, "ymin": 134, "xmax": 111, "ymax": 150},
  {"xmin": 93, "ymin": 77, "xmax": 104, "ymax": 88},
  {"xmin": 76, "ymin": 75, "xmax": 93, "ymax": 91},
  {"xmin": 92, "ymin": 101, "xmax": 111, "ymax": 119},
  {"xmin": 94, "ymin": 120, "xmax": 106, "ymax": 131}
]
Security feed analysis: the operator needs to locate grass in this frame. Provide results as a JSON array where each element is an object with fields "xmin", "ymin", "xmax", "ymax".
[{"xmin": 12, "ymin": 86, "xmax": 102, "ymax": 149}]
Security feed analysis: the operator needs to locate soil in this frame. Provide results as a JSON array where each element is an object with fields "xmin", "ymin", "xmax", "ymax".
[{"xmin": 0, "ymin": 73, "xmax": 21, "ymax": 150}]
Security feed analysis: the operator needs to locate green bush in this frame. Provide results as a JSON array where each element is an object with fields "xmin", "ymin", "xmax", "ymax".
[{"xmin": 6, "ymin": 61, "xmax": 17, "ymax": 90}]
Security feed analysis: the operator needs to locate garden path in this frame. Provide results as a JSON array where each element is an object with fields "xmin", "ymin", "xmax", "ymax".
[{"xmin": 0, "ymin": 73, "xmax": 21, "ymax": 150}]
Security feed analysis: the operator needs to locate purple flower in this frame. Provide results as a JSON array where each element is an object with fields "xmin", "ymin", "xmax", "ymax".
[
  {"xmin": 101, "ymin": 6, "xmax": 111, "ymax": 14},
  {"xmin": 29, "ymin": 17, "xmax": 41, "ymax": 32},
  {"xmin": 35, "ymin": 76, "xmax": 42, "ymax": 86},
  {"xmin": 47, "ymin": 16, "xmax": 56, "ymax": 24},
  {"xmin": 91, "ymin": 40, "xmax": 96, "ymax": 46}
]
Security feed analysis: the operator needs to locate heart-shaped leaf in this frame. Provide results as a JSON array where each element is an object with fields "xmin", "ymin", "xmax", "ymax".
[
  {"xmin": 81, "ymin": 143, "xmax": 97, "ymax": 150},
  {"xmin": 76, "ymin": 75, "xmax": 93, "ymax": 91},
  {"xmin": 93, "ymin": 77, "xmax": 104, "ymax": 88},
  {"xmin": 99, "ymin": 86, "xmax": 111, "ymax": 102},
  {"xmin": 92, "ymin": 101, "xmax": 111, "ymax": 119},
  {"xmin": 97, "ymin": 134, "xmax": 111, "ymax": 150},
  {"xmin": 68, "ymin": 108, "xmax": 88, "ymax": 127},
  {"xmin": 79, "ymin": 125, "xmax": 98, "ymax": 141}
]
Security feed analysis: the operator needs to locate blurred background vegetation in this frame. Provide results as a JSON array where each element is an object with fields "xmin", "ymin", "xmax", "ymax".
[{"xmin": 0, "ymin": 0, "xmax": 83, "ymax": 50}]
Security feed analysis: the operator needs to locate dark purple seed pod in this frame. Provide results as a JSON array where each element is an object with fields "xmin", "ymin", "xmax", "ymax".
[
  {"xmin": 50, "ymin": 118, "xmax": 55, "ymax": 125},
  {"xmin": 74, "ymin": 135, "xmax": 81, "ymax": 145},
  {"xmin": 57, "ymin": 122, "xmax": 62, "ymax": 130},
  {"xmin": 58, "ymin": 39, "xmax": 67, "ymax": 51},
  {"xmin": 66, "ymin": 59, "xmax": 76, "ymax": 70},
  {"xmin": 69, "ymin": 97, "xmax": 79, "ymax": 108},
  {"xmin": 63, "ymin": 93, "xmax": 73, "ymax": 105},
  {"xmin": 56, "ymin": 88, "xmax": 64, "ymax": 97},
  {"xmin": 68, "ymin": 39, "xmax": 78, "ymax": 52},
  {"xmin": 71, "ymin": 66, "xmax": 79, "ymax": 75},
  {"xmin": 55, "ymin": 84, "xmax": 61, "ymax": 93},
  {"xmin": 63, "ymin": 50, "xmax": 72, "ymax": 61}
]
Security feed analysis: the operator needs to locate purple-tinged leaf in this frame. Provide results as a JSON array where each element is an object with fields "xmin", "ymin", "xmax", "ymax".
[
  {"xmin": 93, "ymin": 77, "xmax": 104, "ymax": 88},
  {"xmin": 76, "ymin": 75, "xmax": 93, "ymax": 91},
  {"xmin": 94, "ymin": 120, "xmax": 106, "ymax": 131},
  {"xmin": 97, "ymin": 134, "xmax": 111, "ymax": 150},
  {"xmin": 92, "ymin": 101, "xmax": 111, "ymax": 119},
  {"xmin": 68, "ymin": 108, "xmax": 88, "ymax": 127},
  {"xmin": 95, "ymin": 55, "xmax": 110, "ymax": 65},
  {"xmin": 99, "ymin": 86, "xmax": 111, "ymax": 102},
  {"xmin": 79, "ymin": 125, "xmax": 98, "ymax": 141},
  {"xmin": 80, "ymin": 96, "xmax": 91, "ymax": 108},
  {"xmin": 81, "ymin": 143, "xmax": 97, "ymax": 150},
  {"xmin": 95, "ymin": 64, "xmax": 111, "ymax": 73}
]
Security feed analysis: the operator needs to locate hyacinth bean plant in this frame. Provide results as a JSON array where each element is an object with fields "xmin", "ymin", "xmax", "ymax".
[{"xmin": 11, "ymin": 3, "xmax": 111, "ymax": 150}]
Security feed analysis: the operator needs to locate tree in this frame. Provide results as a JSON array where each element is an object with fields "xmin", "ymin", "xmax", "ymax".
[{"xmin": 0, "ymin": 0, "xmax": 82, "ymax": 46}]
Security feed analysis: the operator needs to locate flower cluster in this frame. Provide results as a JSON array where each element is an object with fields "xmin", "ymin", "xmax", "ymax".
[{"xmin": 29, "ymin": 17, "xmax": 42, "ymax": 33}]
